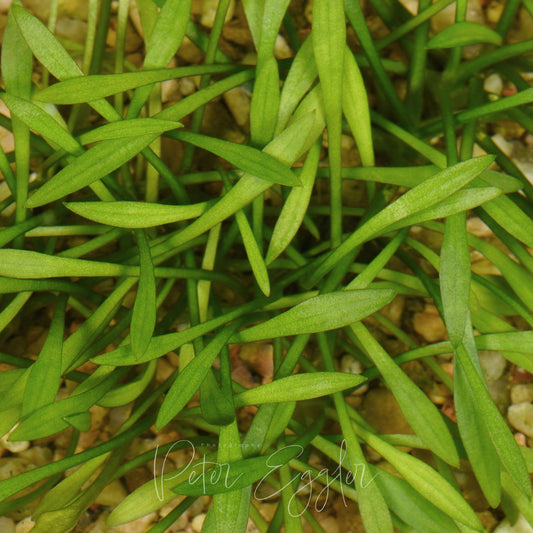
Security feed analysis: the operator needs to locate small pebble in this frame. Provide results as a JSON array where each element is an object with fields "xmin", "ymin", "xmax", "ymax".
[
  {"xmin": 0, "ymin": 517, "xmax": 15, "ymax": 533},
  {"xmin": 478, "ymin": 350, "xmax": 507, "ymax": 382},
  {"xmin": 340, "ymin": 354, "xmax": 368, "ymax": 395},
  {"xmin": 191, "ymin": 513, "xmax": 206, "ymax": 533},
  {"xmin": 508, "ymin": 403, "xmax": 533, "ymax": 437},
  {"xmin": 14, "ymin": 517, "xmax": 34, "ymax": 533},
  {"xmin": 484, "ymin": 73, "xmax": 504, "ymax": 96},
  {"xmin": 511, "ymin": 384, "xmax": 533, "ymax": 404}
]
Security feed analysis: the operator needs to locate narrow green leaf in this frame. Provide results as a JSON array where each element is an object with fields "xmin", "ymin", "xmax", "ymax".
[
  {"xmin": 0, "ymin": 249, "xmax": 129, "ymax": 278},
  {"xmin": 167, "ymin": 130, "xmax": 300, "ymax": 187},
  {"xmin": 454, "ymin": 353, "xmax": 501, "ymax": 507},
  {"xmin": 373, "ymin": 467, "xmax": 461, "ymax": 533},
  {"xmin": 156, "ymin": 322, "xmax": 242, "ymax": 430},
  {"xmin": 26, "ymin": 134, "xmax": 159, "ymax": 208},
  {"xmin": 33, "ymin": 65, "xmax": 240, "ymax": 104},
  {"xmin": 63, "ymin": 412, "xmax": 92, "ymax": 432},
  {"xmin": 98, "ymin": 360, "xmax": 157, "ymax": 408},
  {"xmin": 276, "ymin": 34, "xmax": 317, "ymax": 134},
  {"xmin": 11, "ymin": 4, "xmax": 118, "ymax": 122},
  {"xmin": 0, "ymin": 93, "xmax": 82, "ymax": 155},
  {"xmin": 351, "ymin": 322, "xmax": 459, "ymax": 466},
  {"xmin": 457, "ymin": 88, "xmax": 533, "ymax": 124},
  {"xmin": 359, "ymin": 428, "xmax": 482, "ymax": 529},
  {"xmin": 250, "ymin": 56, "xmax": 280, "ymax": 146},
  {"xmin": 93, "ymin": 299, "xmax": 263, "ymax": 367},
  {"xmin": 426, "ymin": 21, "xmax": 502, "ymax": 48},
  {"xmin": 151, "ymin": 107, "xmax": 324, "ymax": 254},
  {"xmin": 127, "ymin": 0, "xmax": 192, "ymax": 117},
  {"xmin": 10, "ymin": 368, "xmax": 127, "ymax": 440},
  {"xmin": 343, "ymin": 47, "xmax": 374, "ymax": 166},
  {"xmin": 307, "ymin": 155, "xmax": 495, "ymax": 285},
  {"xmin": 78, "ymin": 118, "xmax": 182, "ymax": 144},
  {"xmin": 234, "ymin": 372, "xmax": 366, "ymax": 406},
  {"xmin": 440, "ymin": 213, "xmax": 470, "ymax": 347},
  {"xmin": 313, "ymin": 0, "xmax": 345, "ymax": 246},
  {"xmin": 456, "ymin": 343, "xmax": 532, "ymax": 499},
  {"xmin": 220, "ymin": 172, "xmax": 270, "ymax": 296},
  {"xmin": 231, "ymin": 289, "xmax": 395, "ymax": 343},
  {"xmin": 21, "ymin": 297, "xmax": 67, "ymax": 416},
  {"xmin": 64, "ymin": 200, "xmax": 208, "ymax": 228},
  {"xmin": 482, "ymin": 196, "xmax": 533, "ymax": 248},
  {"xmin": 131, "ymin": 230, "xmax": 157, "ymax": 360},
  {"xmin": 266, "ymin": 140, "xmax": 321, "ymax": 264}
]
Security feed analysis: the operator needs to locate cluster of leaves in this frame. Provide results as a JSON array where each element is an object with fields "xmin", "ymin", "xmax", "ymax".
[{"xmin": 0, "ymin": 0, "xmax": 533, "ymax": 532}]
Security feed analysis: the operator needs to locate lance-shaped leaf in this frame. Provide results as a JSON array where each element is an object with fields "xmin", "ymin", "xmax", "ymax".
[
  {"xmin": 307, "ymin": 155, "xmax": 495, "ymax": 286},
  {"xmin": 454, "ymin": 351, "xmax": 501, "ymax": 507},
  {"xmin": 0, "ymin": 93, "xmax": 82, "ymax": 155},
  {"xmin": 10, "ymin": 367, "xmax": 128, "ymax": 440},
  {"xmin": 440, "ymin": 213, "xmax": 470, "ymax": 347},
  {"xmin": 350, "ymin": 321, "xmax": 459, "ymax": 466},
  {"xmin": 230, "ymin": 289, "xmax": 395, "ymax": 343},
  {"xmin": 220, "ymin": 172, "xmax": 270, "ymax": 296},
  {"xmin": 26, "ymin": 134, "xmax": 159, "ymax": 208},
  {"xmin": 266, "ymin": 140, "xmax": 321, "ymax": 264},
  {"xmin": 426, "ymin": 22, "xmax": 502, "ymax": 49},
  {"xmin": 343, "ymin": 47, "xmax": 374, "ymax": 166},
  {"xmin": 234, "ymin": 372, "xmax": 366, "ymax": 407},
  {"xmin": 10, "ymin": 4, "xmax": 118, "ymax": 122},
  {"xmin": 33, "ymin": 64, "xmax": 241, "ymax": 104},
  {"xmin": 167, "ymin": 130, "xmax": 300, "ymax": 187},
  {"xmin": 0, "ymin": 249, "xmax": 130, "ymax": 278},
  {"xmin": 358, "ymin": 427, "xmax": 482, "ymax": 529},
  {"xmin": 77, "ymin": 118, "xmax": 182, "ymax": 144},
  {"xmin": 131, "ymin": 230, "xmax": 157, "ymax": 360},
  {"xmin": 64, "ymin": 200, "xmax": 209, "ymax": 228},
  {"xmin": 21, "ymin": 297, "xmax": 67, "ymax": 417},
  {"xmin": 127, "ymin": 0, "xmax": 192, "ymax": 117},
  {"xmin": 156, "ymin": 322, "xmax": 243, "ymax": 430}
]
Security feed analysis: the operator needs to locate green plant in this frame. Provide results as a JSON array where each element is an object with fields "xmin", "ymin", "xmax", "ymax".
[{"xmin": 0, "ymin": 0, "xmax": 533, "ymax": 531}]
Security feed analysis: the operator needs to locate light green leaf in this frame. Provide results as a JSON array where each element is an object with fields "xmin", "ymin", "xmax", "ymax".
[
  {"xmin": 26, "ymin": 134, "xmax": 159, "ymax": 208},
  {"xmin": 127, "ymin": 0, "xmax": 192, "ymax": 117},
  {"xmin": 0, "ymin": 249, "xmax": 130, "ymax": 279},
  {"xmin": 426, "ymin": 22, "xmax": 502, "ymax": 49},
  {"xmin": 313, "ymin": 0, "xmax": 345, "ymax": 246},
  {"xmin": 10, "ymin": 368, "xmax": 127, "ymax": 440},
  {"xmin": 21, "ymin": 297, "xmax": 67, "ymax": 417},
  {"xmin": 78, "ymin": 118, "xmax": 182, "ymax": 144},
  {"xmin": 234, "ymin": 372, "xmax": 366, "ymax": 406},
  {"xmin": 276, "ymin": 35, "xmax": 317, "ymax": 134},
  {"xmin": 307, "ymin": 155, "xmax": 495, "ymax": 286},
  {"xmin": 231, "ymin": 289, "xmax": 395, "ymax": 343},
  {"xmin": 359, "ymin": 428, "xmax": 482, "ymax": 529},
  {"xmin": 440, "ymin": 213, "xmax": 470, "ymax": 347},
  {"xmin": 1, "ymin": 93, "xmax": 82, "ymax": 155},
  {"xmin": 343, "ymin": 47, "xmax": 374, "ymax": 166},
  {"xmin": 156, "ymin": 322, "xmax": 243, "ymax": 430},
  {"xmin": 266, "ymin": 140, "xmax": 321, "ymax": 264},
  {"xmin": 131, "ymin": 230, "xmax": 157, "ymax": 360},
  {"xmin": 168, "ymin": 130, "xmax": 300, "ymax": 187},
  {"xmin": 64, "ymin": 200, "xmax": 208, "ymax": 228},
  {"xmin": 33, "ymin": 64, "xmax": 240, "ymax": 104}
]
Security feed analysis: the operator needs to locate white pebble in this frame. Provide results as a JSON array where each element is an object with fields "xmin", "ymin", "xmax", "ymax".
[
  {"xmin": 191, "ymin": 513, "xmax": 206, "ymax": 533},
  {"xmin": 484, "ymin": 73, "xmax": 504, "ymax": 95},
  {"xmin": 508, "ymin": 403, "xmax": 533, "ymax": 437},
  {"xmin": 15, "ymin": 517, "xmax": 34, "ymax": 533}
]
